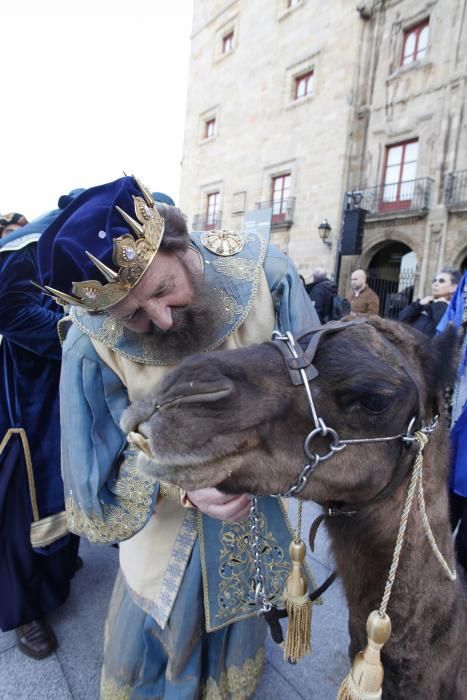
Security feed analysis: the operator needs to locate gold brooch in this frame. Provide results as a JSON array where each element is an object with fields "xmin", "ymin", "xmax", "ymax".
[
  {"xmin": 201, "ymin": 229, "xmax": 245, "ymax": 257},
  {"xmin": 34, "ymin": 176, "xmax": 165, "ymax": 312}
]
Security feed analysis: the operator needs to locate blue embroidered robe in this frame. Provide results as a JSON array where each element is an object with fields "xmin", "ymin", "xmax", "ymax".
[{"xmin": 0, "ymin": 225, "xmax": 79, "ymax": 631}]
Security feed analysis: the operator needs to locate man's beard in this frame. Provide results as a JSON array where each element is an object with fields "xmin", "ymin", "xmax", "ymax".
[{"xmin": 146, "ymin": 264, "xmax": 217, "ymax": 355}]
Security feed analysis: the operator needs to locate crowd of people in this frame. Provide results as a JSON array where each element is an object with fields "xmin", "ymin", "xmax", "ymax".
[{"xmin": 0, "ymin": 179, "xmax": 466, "ymax": 698}]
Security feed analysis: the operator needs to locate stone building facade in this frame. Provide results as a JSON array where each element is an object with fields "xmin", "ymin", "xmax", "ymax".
[{"xmin": 180, "ymin": 0, "xmax": 467, "ymax": 313}]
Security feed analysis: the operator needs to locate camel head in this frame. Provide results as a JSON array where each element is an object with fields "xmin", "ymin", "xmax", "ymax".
[{"xmin": 121, "ymin": 318, "xmax": 458, "ymax": 504}]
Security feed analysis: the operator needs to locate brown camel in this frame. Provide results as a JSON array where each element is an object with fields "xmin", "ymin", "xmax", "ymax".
[{"xmin": 122, "ymin": 317, "xmax": 467, "ymax": 700}]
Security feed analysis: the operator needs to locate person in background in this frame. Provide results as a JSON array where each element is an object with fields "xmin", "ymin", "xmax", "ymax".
[
  {"xmin": 305, "ymin": 267, "xmax": 337, "ymax": 323},
  {"xmin": 37, "ymin": 175, "xmax": 319, "ymax": 698},
  {"xmin": 347, "ymin": 268, "xmax": 380, "ymax": 315},
  {"xmin": 398, "ymin": 267, "xmax": 461, "ymax": 337},
  {"xmin": 0, "ymin": 212, "xmax": 28, "ymax": 239},
  {"xmin": 0, "ymin": 193, "xmax": 82, "ymax": 659}
]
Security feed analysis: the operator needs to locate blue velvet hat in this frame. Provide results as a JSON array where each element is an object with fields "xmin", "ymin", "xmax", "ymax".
[{"xmin": 38, "ymin": 176, "xmax": 175, "ymax": 311}]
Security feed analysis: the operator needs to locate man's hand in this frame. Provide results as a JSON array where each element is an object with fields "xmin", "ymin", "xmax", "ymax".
[
  {"xmin": 420, "ymin": 295, "xmax": 434, "ymax": 305},
  {"xmin": 187, "ymin": 487, "xmax": 252, "ymax": 522}
]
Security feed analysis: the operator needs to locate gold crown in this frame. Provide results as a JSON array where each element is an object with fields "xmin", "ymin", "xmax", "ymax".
[{"xmin": 34, "ymin": 176, "xmax": 165, "ymax": 312}]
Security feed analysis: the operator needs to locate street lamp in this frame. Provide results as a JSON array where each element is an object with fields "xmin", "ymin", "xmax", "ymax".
[{"xmin": 318, "ymin": 219, "xmax": 332, "ymax": 247}]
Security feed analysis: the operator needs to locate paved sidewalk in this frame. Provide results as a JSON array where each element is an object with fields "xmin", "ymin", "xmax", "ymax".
[{"xmin": 0, "ymin": 502, "xmax": 349, "ymax": 699}]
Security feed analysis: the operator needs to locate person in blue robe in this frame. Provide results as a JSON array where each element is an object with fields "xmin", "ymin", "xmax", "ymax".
[
  {"xmin": 37, "ymin": 176, "xmax": 320, "ymax": 698},
  {"xmin": 0, "ymin": 193, "xmax": 82, "ymax": 658},
  {"xmin": 437, "ymin": 273, "xmax": 467, "ymax": 572}
]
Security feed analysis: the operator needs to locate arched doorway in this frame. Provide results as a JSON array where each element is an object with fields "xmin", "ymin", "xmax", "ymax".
[{"xmin": 367, "ymin": 242, "xmax": 417, "ymax": 318}]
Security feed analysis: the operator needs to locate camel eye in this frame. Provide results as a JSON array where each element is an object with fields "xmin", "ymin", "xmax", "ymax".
[{"xmin": 358, "ymin": 394, "xmax": 391, "ymax": 414}]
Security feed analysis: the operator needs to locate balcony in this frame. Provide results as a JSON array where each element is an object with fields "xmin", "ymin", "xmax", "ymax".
[
  {"xmin": 256, "ymin": 197, "xmax": 295, "ymax": 227},
  {"xmin": 192, "ymin": 212, "xmax": 222, "ymax": 231},
  {"xmin": 445, "ymin": 170, "xmax": 467, "ymax": 210},
  {"xmin": 349, "ymin": 177, "xmax": 433, "ymax": 219}
]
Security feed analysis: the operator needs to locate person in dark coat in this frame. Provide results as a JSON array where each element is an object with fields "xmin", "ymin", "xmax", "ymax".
[
  {"xmin": 305, "ymin": 267, "xmax": 337, "ymax": 323},
  {"xmin": 0, "ymin": 193, "xmax": 82, "ymax": 659},
  {"xmin": 398, "ymin": 267, "xmax": 461, "ymax": 337}
]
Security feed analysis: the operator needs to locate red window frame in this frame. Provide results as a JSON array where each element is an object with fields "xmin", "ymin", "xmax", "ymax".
[
  {"xmin": 205, "ymin": 118, "xmax": 216, "ymax": 139},
  {"xmin": 294, "ymin": 70, "xmax": 313, "ymax": 99},
  {"xmin": 206, "ymin": 192, "xmax": 220, "ymax": 229},
  {"xmin": 380, "ymin": 140, "xmax": 419, "ymax": 212},
  {"xmin": 222, "ymin": 31, "xmax": 234, "ymax": 54},
  {"xmin": 401, "ymin": 20, "xmax": 429, "ymax": 66},
  {"xmin": 271, "ymin": 174, "xmax": 291, "ymax": 223}
]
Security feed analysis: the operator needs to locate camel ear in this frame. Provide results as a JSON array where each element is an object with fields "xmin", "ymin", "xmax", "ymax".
[{"xmin": 429, "ymin": 325, "xmax": 460, "ymax": 394}]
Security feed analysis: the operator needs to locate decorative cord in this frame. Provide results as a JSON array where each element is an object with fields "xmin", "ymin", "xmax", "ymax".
[{"xmin": 379, "ymin": 431, "xmax": 456, "ymax": 618}]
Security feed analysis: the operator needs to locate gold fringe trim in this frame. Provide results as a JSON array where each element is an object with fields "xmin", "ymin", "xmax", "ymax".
[{"xmin": 283, "ymin": 590, "xmax": 312, "ymax": 662}]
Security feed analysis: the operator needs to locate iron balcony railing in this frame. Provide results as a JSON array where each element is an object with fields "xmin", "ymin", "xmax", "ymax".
[
  {"xmin": 349, "ymin": 177, "xmax": 433, "ymax": 216},
  {"xmin": 192, "ymin": 212, "xmax": 222, "ymax": 230},
  {"xmin": 256, "ymin": 197, "xmax": 295, "ymax": 225},
  {"xmin": 445, "ymin": 170, "xmax": 467, "ymax": 208}
]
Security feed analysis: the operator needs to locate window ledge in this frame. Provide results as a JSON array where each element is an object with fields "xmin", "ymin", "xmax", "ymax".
[
  {"xmin": 199, "ymin": 135, "xmax": 217, "ymax": 146},
  {"xmin": 387, "ymin": 59, "xmax": 432, "ymax": 82},
  {"xmin": 286, "ymin": 93, "xmax": 314, "ymax": 110},
  {"xmin": 214, "ymin": 49, "xmax": 235, "ymax": 65}
]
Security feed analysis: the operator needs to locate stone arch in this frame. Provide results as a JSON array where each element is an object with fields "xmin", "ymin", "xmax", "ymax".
[{"xmin": 358, "ymin": 239, "xmax": 417, "ymax": 318}]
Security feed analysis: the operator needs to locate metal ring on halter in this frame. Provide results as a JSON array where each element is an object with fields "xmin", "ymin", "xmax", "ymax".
[{"xmin": 304, "ymin": 420, "xmax": 346, "ymax": 463}]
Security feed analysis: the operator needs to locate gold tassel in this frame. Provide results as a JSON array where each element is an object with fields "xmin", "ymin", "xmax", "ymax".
[
  {"xmin": 336, "ymin": 610, "xmax": 391, "ymax": 700},
  {"xmin": 283, "ymin": 539, "xmax": 312, "ymax": 662}
]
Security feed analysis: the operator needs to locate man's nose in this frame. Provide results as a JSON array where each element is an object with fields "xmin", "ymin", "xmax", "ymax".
[{"xmin": 144, "ymin": 300, "xmax": 173, "ymax": 330}]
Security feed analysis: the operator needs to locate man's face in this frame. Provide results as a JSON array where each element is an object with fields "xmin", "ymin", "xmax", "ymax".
[
  {"xmin": 350, "ymin": 271, "xmax": 365, "ymax": 292},
  {"xmin": 110, "ymin": 251, "xmax": 195, "ymax": 334}
]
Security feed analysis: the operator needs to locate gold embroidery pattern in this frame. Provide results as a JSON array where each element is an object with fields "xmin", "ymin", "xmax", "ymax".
[
  {"xmin": 100, "ymin": 672, "xmax": 132, "ymax": 700},
  {"xmin": 96, "ymin": 316, "xmax": 125, "ymax": 345},
  {"xmin": 65, "ymin": 454, "xmax": 155, "ymax": 544},
  {"xmin": 201, "ymin": 647, "xmax": 265, "ymax": 700},
  {"xmin": 217, "ymin": 514, "xmax": 289, "ymax": 619},
  {"xmin": 213, "ymin": 256, "xmax": 256, "ymax": 282},
  {"xmin": 213, "ymin": 289, "xmax": 245, "ymax": 325}
]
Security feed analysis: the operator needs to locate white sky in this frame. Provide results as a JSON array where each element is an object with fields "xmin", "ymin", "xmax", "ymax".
[{"xmin": 1, "ymin": 0, "xmax": 193, "ymax": 219}]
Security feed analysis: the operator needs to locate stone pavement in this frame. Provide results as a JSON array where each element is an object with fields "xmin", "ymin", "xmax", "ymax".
[{"xmin": 0, "ymin": 502, "xmax": 350, "ymax": 700}]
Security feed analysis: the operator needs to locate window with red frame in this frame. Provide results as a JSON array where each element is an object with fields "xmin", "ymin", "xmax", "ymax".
[
  {"xmin": 294, "ymin": 71, "xmax": 313, "ymax": 99},
  {"xmin": 401, "ymin": 20, "xmax": 429, "ymax": 66},
  {"xmin": 206, "ymin": 192, "xmax": 220, "ymax": 228},
  {"xmin": 222, "ymin": 31, "xmax": 234, "ymax": 54},
  {"xmin": 271, "ymin": 174, "xmax": 291, "ymax": 222},
  {"xmin": 381, "ymin": 140, "xmax": 419, "ymax": 211},
  {"xmin": 205, "ymin": 118, "xmax": 216, "ymax": 139}
]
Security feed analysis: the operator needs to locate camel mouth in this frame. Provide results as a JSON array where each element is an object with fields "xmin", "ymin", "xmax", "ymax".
[{"xmin": 151, "ymin": 432, "xmax": 257, "ymax": 471}]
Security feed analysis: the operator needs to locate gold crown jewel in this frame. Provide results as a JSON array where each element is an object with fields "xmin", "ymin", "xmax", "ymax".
[{"xmin": 35, "ymin": 175, "xmax": 166, "ymax": 311}]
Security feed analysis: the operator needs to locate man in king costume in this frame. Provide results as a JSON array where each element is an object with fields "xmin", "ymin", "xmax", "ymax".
[{"xmin": 37, "ymin": 175, "xmax": 319, "ymax": 699}]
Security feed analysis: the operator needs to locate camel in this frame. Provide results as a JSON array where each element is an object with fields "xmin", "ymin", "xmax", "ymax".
[{"xmin": 122, "ymin": 317, "xmax": 467, "ymax": 699}]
